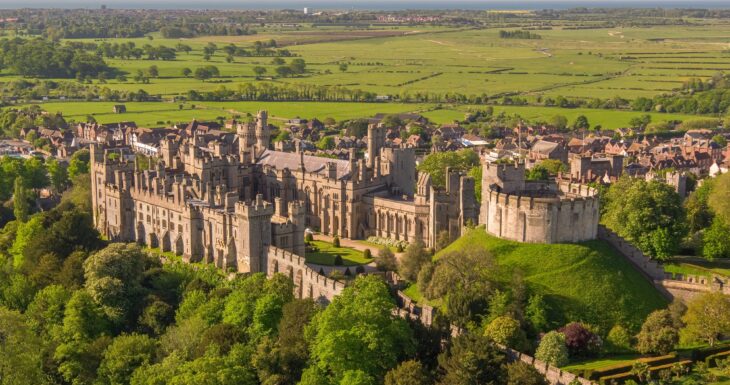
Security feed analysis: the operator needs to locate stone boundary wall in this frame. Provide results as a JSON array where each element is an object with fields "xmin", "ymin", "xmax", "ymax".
[
  {"xmin": 597, "ymin": 225, "xmax": 730, "ymax": 301},
  {"xmin": 384, "ymin": 272, "xmax": 595, "ymax": 385},
  {"xmin": 267, "ymin": 246, "xmax": 346, "ymax": 302},
  {"xmin": 503, "ymin": 347, "xmax": 593, "ymax": 385}
]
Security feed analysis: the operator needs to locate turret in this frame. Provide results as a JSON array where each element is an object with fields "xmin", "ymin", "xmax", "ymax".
[
  {"xmin": 483, "ymin": 160, "xmax": 525, "ymax": 195},
  {"xmin": 288, "ymin": 200, "xmax": 306, "ymax": 257},
  {"xmin": 610, "ymin": 154, "xmax": 624, "ymax": 178},
  {"xmin": 235, "ymin": 194, "xmax": 274, "ymax": 273},
  {"xmin": 366, "ymin": 123, "xmax": 385, "ymax": 169},
  {"xmin": 255, "ymin": 110, "xmax": 270, "ymax": 155}
]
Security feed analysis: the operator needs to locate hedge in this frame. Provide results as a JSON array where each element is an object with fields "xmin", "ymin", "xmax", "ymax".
[
  {"xmin": 705, "ymin": 350, "xmax": 730, "ymax": 367},
  {"xmin": 598, "ymin": 360, "xmax": 690, "ymax": 385},
  {"xmin": 588, "ymin": 353, "xmax": 677, "ymax": 380},
  {"xmin": 691, "ymin": 342, "xmax": 730, "ymax": 362},
  {"xmin": 599, "ymin": 372, "xmax": 635, "ymax": 385}
]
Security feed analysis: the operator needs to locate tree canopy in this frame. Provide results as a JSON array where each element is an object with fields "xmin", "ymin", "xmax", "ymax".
[{"xmin": 603, "ymin": 177, "xmax": 686, "ymax": 259}]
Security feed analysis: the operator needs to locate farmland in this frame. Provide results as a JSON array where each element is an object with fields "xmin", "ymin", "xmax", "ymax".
[
  {"xmin": 30, "ymin": 100, "xmax": 705, "ymax": 129},
  {"xmin": 4, "ymin": 18, "xmax": 730, "ymax": 127}
]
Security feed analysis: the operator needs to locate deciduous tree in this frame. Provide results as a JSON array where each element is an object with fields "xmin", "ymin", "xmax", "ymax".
[
  {"xmin": 535, "ymin": 331, "xmax": 569, "ymax": 367},
  {"xmin": 636, "ymin": 309, "xmax": 678, "ymax": 355},
  {"xmin": 681, "ymin": 292, "xmax": 730, "ymax": 347},
  {"xmin": 438, "ymin": 333, "xmax": 506, "ymax": 385},
  {"xmin": 303, "ymin": 275, "xmax": 414, "ymax": 384},
  {"xmin": 603, "ymin": 178, "xmax": 686, "ymax": 259}
]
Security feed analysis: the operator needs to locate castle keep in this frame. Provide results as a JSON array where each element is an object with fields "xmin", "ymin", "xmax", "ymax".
[
  {"xmin": 480, "ymin": 161, "xmax": 600, "ymax": 243},
  {"xmin": 91, "ymin": 111, "xmax": 477, "ymax": 299}
]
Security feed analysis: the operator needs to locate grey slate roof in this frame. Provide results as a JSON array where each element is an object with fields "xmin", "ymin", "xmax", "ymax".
[{"xmin": 256, "ymin": 150, "xmax": 352, "ymax": 179}]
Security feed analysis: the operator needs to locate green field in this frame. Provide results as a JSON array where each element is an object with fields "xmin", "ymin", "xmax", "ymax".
[
  {"xmin": 57, "ymin": 25, "xmax": 730, "ymax": 102},
  {"xmin": 5, "ymin": 23, "xmax": 729, "ymax": 127},
  {"xmin": 28, "ymin": 99, "xmax": 707, "ymax": 129},
  {"xmin": 431, "ymin": 228, "xmax": 668, "ymax": 332},
  {"xmin": 304, "ymin": 240, "xmax": 372, "ymax": 266}
]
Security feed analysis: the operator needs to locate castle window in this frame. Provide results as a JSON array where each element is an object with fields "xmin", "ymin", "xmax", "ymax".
[
  {"xmin": 146, "ymin": 215, "xmax": 151, "ymax": 223},
  {"xmin": 162, "ymin": 220, "xmax": 167, "ymax": 228},
  {"xmin": 178, "ymin": 225, "xmax": 183, "ymax": 233}
]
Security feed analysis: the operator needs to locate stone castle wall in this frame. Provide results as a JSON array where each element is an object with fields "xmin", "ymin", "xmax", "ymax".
[
  {"xmin": 481, "ymin": 161, "xmax": 600, "ymax": 244},
  {"xmin": 597, "ymin": 225, "xmax": 730, "ymax": 302},
  {"xmin": 482, "ymin": 183, "xmax": 600, "ymax": 244},
  {"xmin": 266, "ymin": 246, "xmax": 345, "ymax": 303}
]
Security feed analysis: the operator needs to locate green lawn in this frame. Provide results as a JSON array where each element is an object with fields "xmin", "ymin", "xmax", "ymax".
[
  {"xmin": 305, "ymin": 240, "xmax": 372, "ymax": 266},
  {"xmin": 664, "ymin": 260, "xmax": 730, "ymax": 279},
  {"xmin": 562, "ymin": 354, "xmax": 643, "ymax": 372},
  {"xmin": 431, "ymin": 227, "xmax": 668, "ymax": 331}
]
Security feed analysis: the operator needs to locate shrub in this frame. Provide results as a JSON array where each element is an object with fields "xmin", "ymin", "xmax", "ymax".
[
  {"xmin": 636, "ymin": 310, "xmax": 678, "ymax": 355},
  {"xmin": 333, "ymin": 236, "xmax": 340, "ymax": 248},
  {"xmin": 484, "ymin": 315, "xmax": 528, "ymax": 351},
  {"xmin": 535, "ymin": 331, "xmax": 569, "ymax": 367},
  {"xmin": 333, "ymin": 255, "xmax": 343, "ymax": 266},
  {"xmin": 398, "ymin": 241, "xmax": 430, "ymax": 282},
  {"xmin": 506, "ymin": 361, "xmax": 548, "ymax": 385},
  {"xmin": 559, "ymin": 322, "xmax": 602, "ymax": 357},
  {"xmin": 606, "ymin": 325, "xmax": 633, "ymax": 353},
  {"xmin": 305, "ymin": 233, "xmax": 313, "ymax": 243},
  {"xmin": 363, "ymin": 248, "xmax": 371, "ymax": 259},
  {"xmin": 374, "ymin": 247, "xmax": 397, "ymax": 272},
  {"xmin": 365, "ymin": 236, "xmax": 408, "ymax": 250}
]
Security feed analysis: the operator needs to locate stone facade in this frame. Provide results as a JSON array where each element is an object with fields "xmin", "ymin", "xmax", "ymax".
[
  {"xmin": 91, "ymin": 110, "xmax": 477, "ymax": 299},
  {"xmin": 480, "ymin": 161, "xmax": 600, "ymax": 243}
]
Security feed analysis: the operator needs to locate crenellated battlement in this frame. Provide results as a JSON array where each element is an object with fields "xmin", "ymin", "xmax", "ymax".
[
  {"xmin": 267, "ymin": 246, "xmax": 346, "ymax": 302},
  {"xmin": 236, "ymin": 194, "xmax": 274, "ymax": 217}
]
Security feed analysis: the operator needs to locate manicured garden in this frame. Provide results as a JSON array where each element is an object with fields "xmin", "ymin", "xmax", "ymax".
[{"xmin": 304, "ymin": 240, "xmax": 373, "ymax": 266}]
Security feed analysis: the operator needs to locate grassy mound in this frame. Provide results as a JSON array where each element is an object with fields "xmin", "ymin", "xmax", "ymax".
[{"xmin": 434, "ymin": 228, "xmax": 668, "ymax": 331}]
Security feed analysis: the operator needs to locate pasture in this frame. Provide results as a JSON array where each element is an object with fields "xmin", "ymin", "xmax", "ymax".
[
  {"xmin": 29, "ymin": 99, "xmax": 705, "ymax": 129},
  {"xmin": 6, "ymin": 23, "xmax": 730, "ymax": 125}
]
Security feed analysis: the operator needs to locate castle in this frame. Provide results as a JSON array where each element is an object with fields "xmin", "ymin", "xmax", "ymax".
[
  {"xmin": 480, "ymin": 161, "xmax": 600, "ymax": 243},
  {"xmin": 90, "ymin": 111, "xmax": 477, "ymax": 299}
]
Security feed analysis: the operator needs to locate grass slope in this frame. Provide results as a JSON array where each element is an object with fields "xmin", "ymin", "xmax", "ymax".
[{"xmin": 435, "ymin": 228, "xmax": 667, "ymax": 331}]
